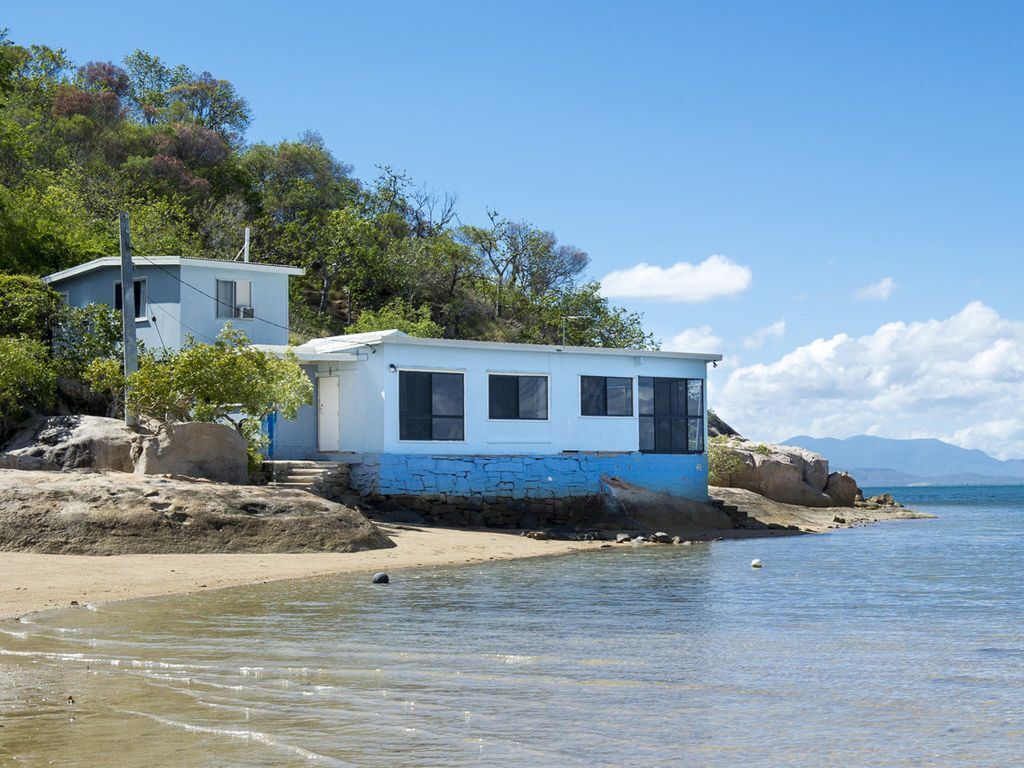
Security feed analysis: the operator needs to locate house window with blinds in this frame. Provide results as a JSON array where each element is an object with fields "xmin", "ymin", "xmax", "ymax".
[{"xmin": 216, "ymin": 279, "xmax": 253, "ymax": 319}]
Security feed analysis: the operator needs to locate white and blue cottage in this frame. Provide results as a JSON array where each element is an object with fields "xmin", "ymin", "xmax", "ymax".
[
  {"xmin": 43, "ymin": 255, "xmax": 722, "ymax": 524},
  {"xmin": 261, "ymin": 331, "xmax": 722, "ymax": 519}
]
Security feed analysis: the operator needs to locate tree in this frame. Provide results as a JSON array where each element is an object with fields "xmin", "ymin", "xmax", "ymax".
[
  {"xmin": 0, "ymin": 274, "xmax": 61, "ymax": 340},
  {"xmin": 345, "ymin": 298, "xmax": 443, "ymax": 338},
  {"xmin": 167, "ymin": 71, "xmax": 250, "ymax": 141},
  {"xmin": 53, "ymin": 302, "xmax": 122, "ymax": 379},
  {"xmin": 126, "ymin": 327, "xmax": 312, "ymax": 460},
  {"xmin": 0, "ymin": 336, "xmax": 55, "ymax": 434}
]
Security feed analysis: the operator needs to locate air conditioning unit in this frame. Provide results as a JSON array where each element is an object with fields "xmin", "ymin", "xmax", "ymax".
[{"xmin": 235, "ymin": 306, "xmax": 255, "ymax": 319}]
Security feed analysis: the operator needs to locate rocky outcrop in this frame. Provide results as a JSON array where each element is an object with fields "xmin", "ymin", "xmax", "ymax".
[
  {"xmin": 0, "ymin": 469, "xmax": 394, "ymax": 555},
  {"xmin": 1, "ymin": 416, "xmax": 248, "ymax": 484},
  {"xmin": 134, "ymin": 422, "xmax": 248, "ymax": 485},
  {"xmin": 711, "ymin": 439, "xmax": 862, "ymax": 507},
  {"xmin": 1, "ymin": 415, "xmax": 142, "ymax": 472},
  {"xmin": 599, "ymin": 477, "xmax": 735, "ymax": 533}
]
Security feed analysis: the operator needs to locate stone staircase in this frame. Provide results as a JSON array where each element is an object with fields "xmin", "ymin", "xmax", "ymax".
[
  {"xmin": 708, "ymin": 495, "xmax": 757, "ymax": 529},
  {"xmin": 264, "ymin": 461, "xmax": 350, "ymax": 500}
]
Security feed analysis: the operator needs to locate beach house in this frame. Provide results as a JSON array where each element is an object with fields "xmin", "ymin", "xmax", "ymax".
[
  {"xmin": 42, "ymin": 257, "xmax": 722, "ymax": 525},
  {"xmin": 43, "ymin": 255, "xmax": 305, "ymax": 350},
  {"xmin": 259, "ymin": 331, "xmax": 722, "ymax": 523}
]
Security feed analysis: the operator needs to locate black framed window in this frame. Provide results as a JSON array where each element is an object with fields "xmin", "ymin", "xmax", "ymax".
[
  {"xmin": 399, "ymin": 371, "xmax": 464, "ymax": 440},
  {"xmin": 639, "ymin": 377, "xmax": 704, "ymax": 453},
  {"xmin": 489, "ymin": 374, "xmax": 548, "ymax": 420},
  {"xmin": 580, "ymin": 376, "xmax": 633, "ymax": 416},
  {"xmin": 216, "ymin": 279, "xmax": 253, "ymax": 318},
  {"xmin": 113, "ymin": 278, "xmax": 147, "ymax": 319}
]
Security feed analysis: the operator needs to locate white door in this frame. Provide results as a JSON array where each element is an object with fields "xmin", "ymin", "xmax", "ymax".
[{"xmin": 317, "ymin": 376, "xmax": 340, "ymax": 452}]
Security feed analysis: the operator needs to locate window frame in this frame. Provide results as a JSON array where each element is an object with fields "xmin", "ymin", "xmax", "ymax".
[
  {"xmin": 216, "ymin": 278, "xmax": 254, "ymax": 320},
  {"xmin": 638, "ymin": 376, "xmax": 705, "ymax": 455},
  {"xmin": 113, "ymin": 277, "xmax": 148, "ymax": 322},
  {"xmin": 397, "ymin": 367, "xmax": 467, "ymax": 442},
  {"xmin": 487, "ymin": 372, "xmax": 550, "ymax": 422},
  {"xmin": 579, "ymin": 375, "xmax": 634, "ymax": 417}
]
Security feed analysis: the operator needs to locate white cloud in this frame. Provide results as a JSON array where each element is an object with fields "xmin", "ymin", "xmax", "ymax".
[
  {"xmin": 856, "ymin": 276, "xmax": 896, "ymax": 301},
  {"xmin": 665, "ymin": 325, "xmax": 723, "ymax": 354},
  {"xmin": 714, "ymin": 301, "xmax": 1024, "ymax": 459},
  {"xmin": 742, "ymin": 320, "xmax": 786, "ymax": 349},
  {"xmin": 599, "ymin": 254, "xmax": 752, "ymax": 302}
]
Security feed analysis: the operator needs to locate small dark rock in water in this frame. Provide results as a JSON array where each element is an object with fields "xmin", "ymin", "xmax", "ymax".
[
  {"xmin": 372, "ymin": 572, "xmax": 389, "ymax": 584},
  {"xmin": 66, "ymin": 696, "xmax": 74, "ymax": 705},
  {"xmin": 69, "ymin": 600, "xmax": 79, "ymax": 606},
  {"xmin": 833, "ymin": 516, "xmax": 847, "ymax": 524}
]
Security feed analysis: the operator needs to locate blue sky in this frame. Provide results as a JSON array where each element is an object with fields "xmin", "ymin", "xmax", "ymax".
[{"xmin": 8, "ymin": 2, "xmax": 1024, "ymax": 454}]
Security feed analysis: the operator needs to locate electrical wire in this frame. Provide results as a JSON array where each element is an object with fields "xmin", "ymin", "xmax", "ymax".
[{"xmin": 133, "ymin": 255, "xmax": 306, "ymax": 339}]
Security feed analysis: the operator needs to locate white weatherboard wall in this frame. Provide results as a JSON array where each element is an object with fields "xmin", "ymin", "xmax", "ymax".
[{"xmin": 292, "ymin": 341, "xmax": 709, "ymax": 455}]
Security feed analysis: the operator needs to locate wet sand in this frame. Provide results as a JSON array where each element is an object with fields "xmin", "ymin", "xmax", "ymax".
[{"xmin": 0, "ymin": 524, "xmax": 598, "ymax": 620}]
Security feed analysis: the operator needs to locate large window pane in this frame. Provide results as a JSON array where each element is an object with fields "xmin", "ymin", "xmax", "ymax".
[
  {"xmin": 688, "ymin": 418, "xmax": 704, "ymax": 452},
  {"xmin": 639, "ymin": 416, "xmax": 655, "ymax": 451},
  {"xmin": 235, "ymin": 280, "xmax": 252, "ymax": 307},
  {"xmin": 431, "ymin": 373, "xmax": 463, "ymax": 417},
  {"xmin": 638, "ymin": 377, "xmax": 654, "ymax": 416},
  {"xmin": 606, "ymin": 377, "xmax": 633, "ymax": 416},
  {"xmin": 518, "ymin": 376, "xmax": 547, "ymax": 419},
  {"xmin": 399, "ymin": 416, "xmax": 431, "ymax": 441},
  {"xmin": 489, "ymin": 375, "xmax": 518, "ymax": 419},
  {"xmin": 399, "ymin": 371, "xmax": 431, "ymax": 417},
  {"xmin": 580, "ymin": 376, "xmax": 606, "ymax": 416},
  {"xmin": 687, "ymin": 380, "xmax": 703, "ymax": 417},
  {"xmin": 432, "ymin": 416, "xmax": 464, "ymax": 440},
  {"xmin": 216, "ymin": 280, "xmax": 235, "ymax": 318}
]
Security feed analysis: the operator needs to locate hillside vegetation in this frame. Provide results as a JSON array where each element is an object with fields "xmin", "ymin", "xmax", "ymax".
[{"xmin": 0, "ymin": 29, "xmax": 653, "ymax": 348}]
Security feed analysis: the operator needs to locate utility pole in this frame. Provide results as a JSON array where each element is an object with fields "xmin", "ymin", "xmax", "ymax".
[{"xmin": 119, "ymin": 213, "xmax": 139, "ymax": 427}]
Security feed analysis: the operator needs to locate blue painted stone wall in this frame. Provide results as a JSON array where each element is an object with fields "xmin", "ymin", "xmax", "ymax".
[{"xmin": 350, "ymin": 452, "xmax": 708, "ymax": 502}]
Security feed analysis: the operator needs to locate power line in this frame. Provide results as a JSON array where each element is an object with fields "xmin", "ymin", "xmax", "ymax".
[{"xmin": 134, "ymin": 255, "xmax": 307, "ymax": 340}]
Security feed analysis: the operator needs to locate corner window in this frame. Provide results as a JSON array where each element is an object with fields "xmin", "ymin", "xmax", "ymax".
[
  {"xmin": 639, "ymin": 377, "xmax": 704, "ymax": 453},
  {"xmin": 580, "ymin": 376, "xmax": 633, "ymax": 416},
  {"xmin": 113, "ymin": 278, "xmax": 147, "ymax": 320},
  {"xmin": 216, "ymin": 279, "xmax": 253, "ymax": 319},
  {"xmin": 399, "ymin": 371, "xmax": 464, "ymax": 441},
  {"xmin": 489, "ymin": 374, "xmax": 548, "ymax": 420}
]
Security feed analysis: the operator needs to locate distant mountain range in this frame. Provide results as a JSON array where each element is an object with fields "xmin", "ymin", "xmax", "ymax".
[{"xmin": 783, "ymin": 435, "xmax": 1024, "ymax": 487}]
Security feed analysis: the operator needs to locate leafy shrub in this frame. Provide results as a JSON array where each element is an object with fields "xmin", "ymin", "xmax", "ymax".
[
  {"xmin": 753, "ymin": 443, "xmax": 772, "ymax": 456},
  {"xmin": 0, "ymin": 275, "xmax": 62, "ymax": 341},
  {"xmin": 345, "ymin": 298, "xmax": 443, "ymax": 338},
  {"xmin": 124, "ymin": 326, "xmax": 312, "ymax": 466},
  {"xmin": 0, "ymin": 336, "xmax": 56, "ymax": 434},
  {"xmin": 53, "ymin": 303, "xmax": 123, "ymax": 379},
  {"xmin": 708, "ymin": 436, "xmax": 746, "ymax": 485}
]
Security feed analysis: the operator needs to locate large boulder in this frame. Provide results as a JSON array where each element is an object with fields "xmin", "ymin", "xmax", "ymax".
[
  {"xmin": 0, "ymin": 415, "xmax": 144, "ymax": 472},
  {"xmin": 0, "ymin": 469, "xmax": 394, "ymax": 554},
  {"xmin": 135, "ymin": 422, "xmax": 248, "ymax": 485},
  {"xmin": 712, "ymin": 440, "xmax": 835, "ymax": 507},
  {"xmin": 594, "ymin": 477, "xmax": 735, "ymax": 533},
  {"xmin": 824, "ymin": 471, "xmax": 860, "ymax": 507}
]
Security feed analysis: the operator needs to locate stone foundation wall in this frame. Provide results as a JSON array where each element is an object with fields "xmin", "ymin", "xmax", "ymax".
[{"xmin": 348, "ymin": 452, "xmax": 708, "ymax": 529}]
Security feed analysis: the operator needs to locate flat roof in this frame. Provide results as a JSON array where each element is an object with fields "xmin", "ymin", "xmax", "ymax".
[
  {"xmin": 44, "ymin": 255, "xmax": 305, "ymax": 283},
  {"xmin": 297, "ymin": 329, "xmax": 723, "ymax": 362}
]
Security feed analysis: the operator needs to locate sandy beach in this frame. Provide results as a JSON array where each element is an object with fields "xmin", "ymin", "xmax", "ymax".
[{"xmin": 0, "ymin": 524, "xmax": 599, "ymax": 621}]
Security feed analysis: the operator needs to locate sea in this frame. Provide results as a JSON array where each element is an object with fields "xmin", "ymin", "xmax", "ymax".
[{"xmin": 2, "ymin": 486, "xmax": 1023, "ymax": 767}]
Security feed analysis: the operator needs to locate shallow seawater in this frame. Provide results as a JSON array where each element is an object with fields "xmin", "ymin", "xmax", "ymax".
[{"xmin": 3, "ymin": 486, "xmax": 1024, "ymax": 766}]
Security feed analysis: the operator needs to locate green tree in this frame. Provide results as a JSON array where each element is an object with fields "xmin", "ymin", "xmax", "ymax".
[
  {"xmin": 126, "ymin": 327, "xmax": 312, "ymax": 461},
  {"xmin": 0, "ymin": 336, "xmax": 55, "ymax": 434},
  {"xmin": 345, "ymin": 298, "xmax": 443, "ymax": 338},
  {"xmin": 0, "ymin": 274, "xmax": 61, "ymax": 340}
]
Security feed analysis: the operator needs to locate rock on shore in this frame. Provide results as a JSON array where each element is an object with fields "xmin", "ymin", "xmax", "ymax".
[{"xmin": 0, "ymin": 469, "xmax": 394, "ymax": 555}]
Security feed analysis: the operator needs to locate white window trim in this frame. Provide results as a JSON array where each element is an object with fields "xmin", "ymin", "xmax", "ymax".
[
  {"xmin": 216, "ymin": 278, "xmax": 255, "ymax": 321},
  {"xmin": 396, "ymin": 367, "xmax": 467, "ymax": 443},
  {"xmin": 113, "ymin": 277, "xmax": 148, "ymax": 322},
  {"xmin": 486, "ymin": 371, "xmax": 551, "ymax": 423},
  {"xmin": 578, "ymin": 374, "xmax": 637, "ymax": 418}
]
